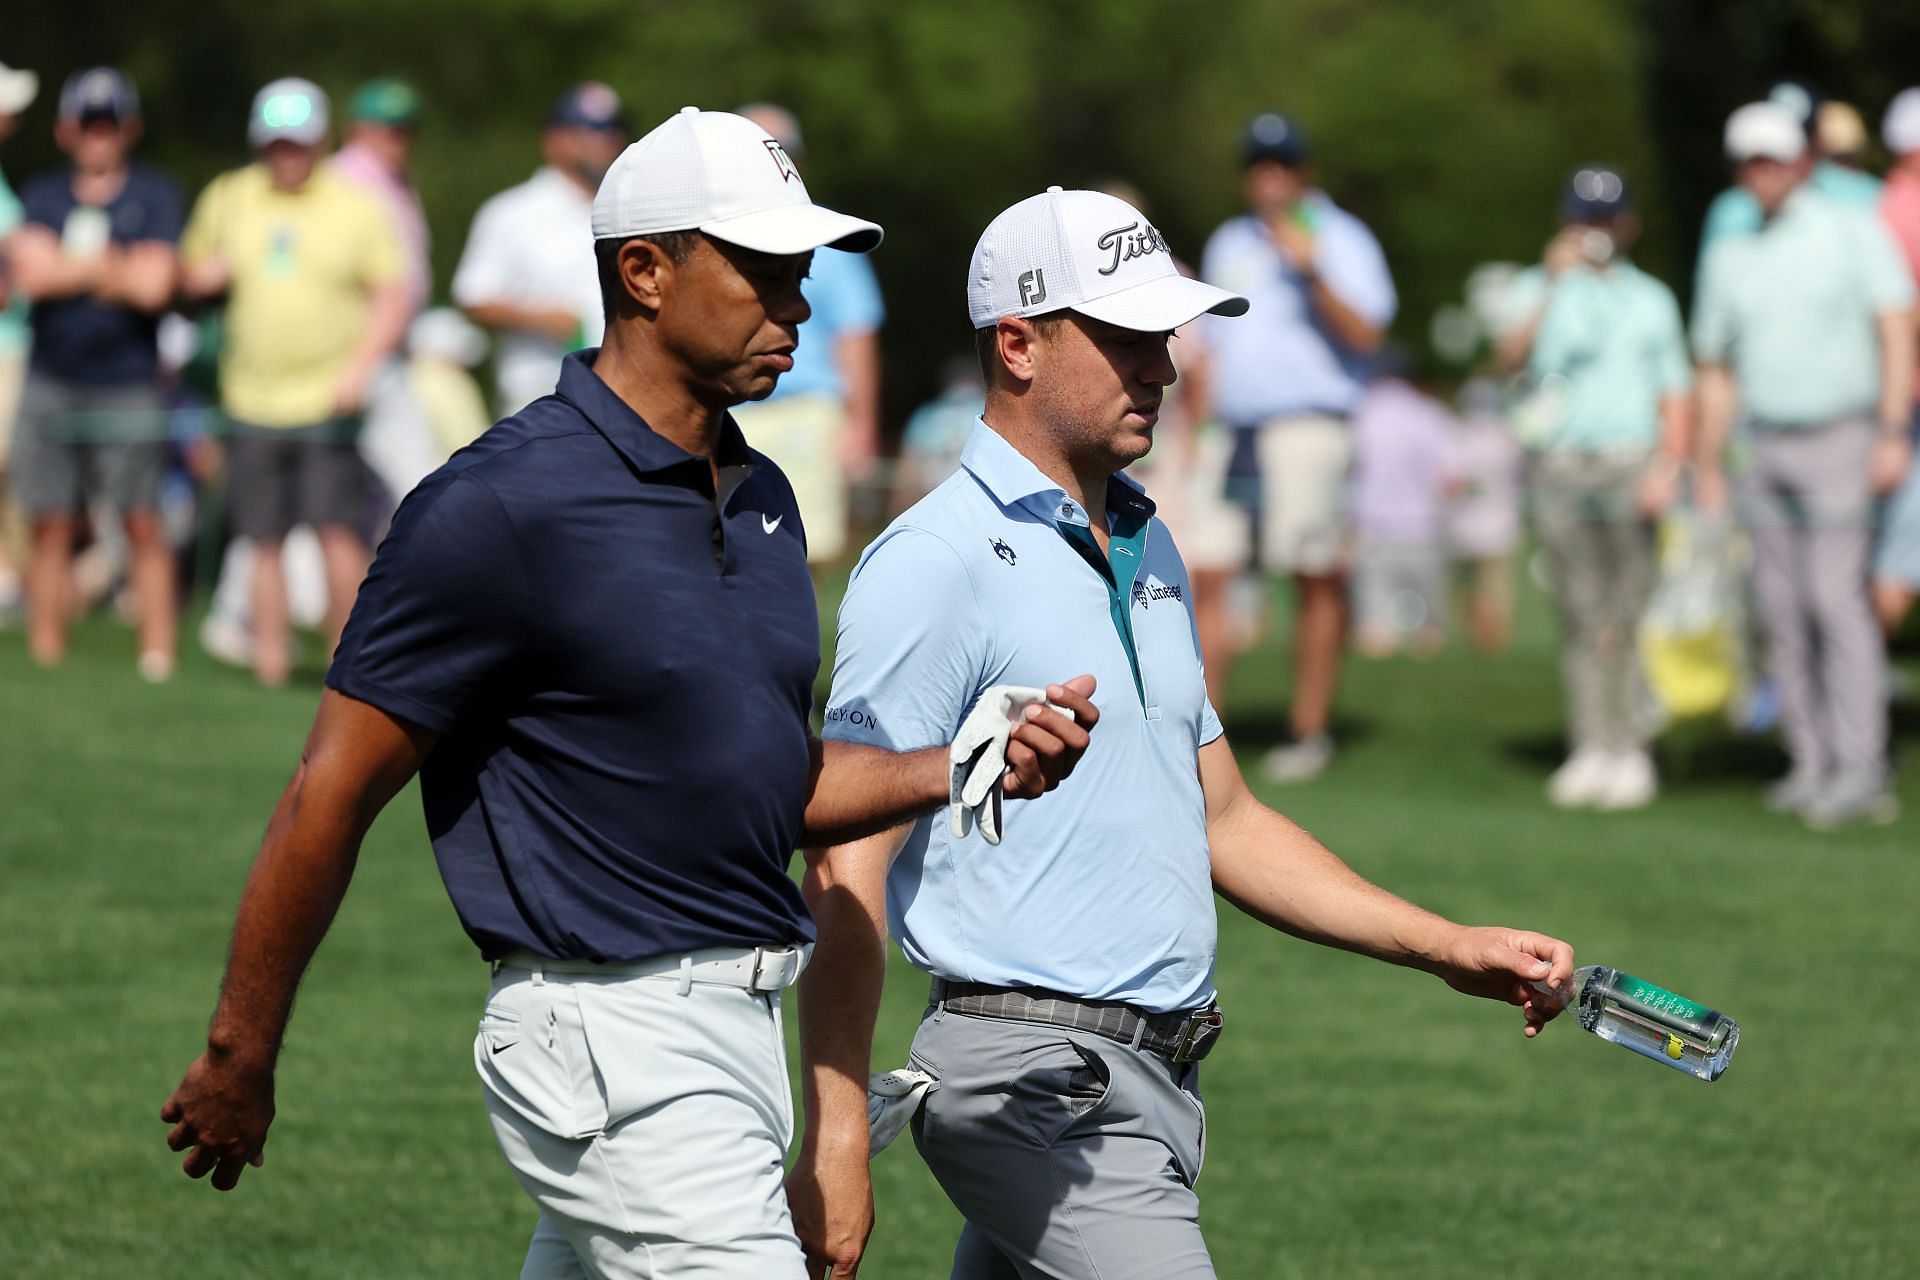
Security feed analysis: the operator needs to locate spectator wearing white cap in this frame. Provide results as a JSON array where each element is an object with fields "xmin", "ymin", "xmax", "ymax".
[
  {"xmin": 160, "ymin": 107, "xmax": 1095, "ymax": 1279},
  {"xmin": 452, "ymin": 82, "xmax": 627, "ymax": 414},
  {"xmin": 1699, "ymin": 80, "xmax": 1883, "ymax": 253},
  {"xmin": 179, "ymin": 77, "xmax": 409, "ymax": 686},
  {"xmin": 794, "ymin": 186, "xmax": 1575, "ymax": 1280},
  {"xmin": 11, "ymin": 68, "xmax": 183, "ymax": 678},
  {"xmin": 1693, "ymin": 100, "xmax": 1916, "ymax": 828},
  {"xmin": 0, "ymin": 59, "xmax": 39, "ymax": 621},
  {"xmin": 1873, "ymin": 87, "xmax": 1920, "ymax": 639}
]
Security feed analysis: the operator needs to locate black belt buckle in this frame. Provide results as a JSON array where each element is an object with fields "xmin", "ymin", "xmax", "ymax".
[{"xmin": 1169, "ymin": 1005, "xmax": 1225, "ymax": 1063}]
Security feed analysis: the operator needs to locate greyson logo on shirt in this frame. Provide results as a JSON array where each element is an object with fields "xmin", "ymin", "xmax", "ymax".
[
  {"xmin": 990, "ymin": 537, "xmax": 1017, "ymax": 565},
  {"xmin": 825, "ymin": 705, "xmax": 880, "ymax": 732},
  {"xmin": 1132, "ymin": 580, "xmax": 1185, "ymax": 610},
  {"xmin": 1096, "ymin": 221, "xmax": 1171, "ymax": 276}
]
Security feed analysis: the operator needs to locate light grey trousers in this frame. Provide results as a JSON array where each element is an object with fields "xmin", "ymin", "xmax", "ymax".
[
  {"xmin": 1532, "ymin": 449, "xmax": 1658, "ymax": 754},
  {"xmin": 908, "ymin": 1004, "xmax": 1214, "ymax": 1279},
  {"xmin": 1739, "ymin": 419, "xmax": 1887, "ymax": 779}
]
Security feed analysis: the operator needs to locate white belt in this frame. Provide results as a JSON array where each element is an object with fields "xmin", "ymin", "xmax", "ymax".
[{"xmin": 495, "ymin": 944, "xmax": 811, "ymax": 994}]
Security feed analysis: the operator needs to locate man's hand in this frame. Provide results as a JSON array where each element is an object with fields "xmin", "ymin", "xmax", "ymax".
[
  {"xmin": 1543, "ymin": 226, "xmax": 1587, "ymax": 278},
  {"xmin": 949, "ymin": 675, "xmax": 1098, "ymax": 843},
  {"xmin": 1872, "ymin": 433, "xmax": 1913, "ymax": 497},
  {"xmin": 1637, "ymin": 457, "xmax": 1681, "ymax": 518},
  {"xmin": 786, "ymin": 1139, "xmax": 874, "ymax": 1279},
  {"xmin": 1265, "ymin": 213, "xmax": 1317, "ymax": 275},
  {"xmin": 160, "ymin": 1051, "xmax": 275, "ymax": 1191},
  {"xmin": 1428, "ymin": 926, "xmax": 1576, "ymax": 1037},
  {"xmin": 331, "ymin": 362, "xmax": 376, "ymax": 417}
]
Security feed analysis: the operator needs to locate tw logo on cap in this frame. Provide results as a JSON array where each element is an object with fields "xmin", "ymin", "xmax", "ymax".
[{"xmin": 764, "ymin": 139, "xmax": 800, "ymax": 184}]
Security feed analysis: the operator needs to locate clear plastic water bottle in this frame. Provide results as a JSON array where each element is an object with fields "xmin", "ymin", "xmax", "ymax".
[{"xmin": 1542, "ymin": 966, "xmax": 1739, "ymax": 1082}]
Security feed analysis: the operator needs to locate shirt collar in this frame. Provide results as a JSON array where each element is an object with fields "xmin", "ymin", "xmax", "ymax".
[
  {"xmin": 554, "ymin": 350, "xmax": 756, "ymax": 476},
  {"xmin": 960, "ymin": 418, "xmax": 1156, "ymax": 529}
]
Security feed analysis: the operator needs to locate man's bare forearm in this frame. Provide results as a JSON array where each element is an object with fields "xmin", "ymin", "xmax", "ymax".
[
  {"xmin": 802, "ymin": 740, "xmax": 945, "ymax": 847},
  {"xmin": 204, "ymin": 693, "xmax": 433, "ymax": 1066},
  {"xmin": 1308, "ymin": 277, "xmax": 1385, "ymax": 355},
  {"xmin": 1209, "ymin": 791, "xmax": 1455, "ymax": 970},
  {"xmin": 1694, "ymin": 363, "xmax": 1738, "ymax": 474},
  {"xmin": 1878, "ymin": 309, "xmax": 1915, "ymax": 431},
  {"xmin": 797, "ymin": 827, "xmax": 908, "ymax": 1156}
]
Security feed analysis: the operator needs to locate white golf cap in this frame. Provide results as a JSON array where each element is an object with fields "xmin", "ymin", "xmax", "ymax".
[
  {"xmin": 1884, "ymin": 88, "xmax": 1920, "ymax": 156},
  {"xmin": 250, "ymin": 77, "xmax": 330, "ymax": 148},
  {"xmin": 1724, "ymin": 101, "xmax": 1806, "ymax": 164},
  {"xmin": 591, "ymin": 106, "xmax": 881, "ymax": 254},
  {"xmin": 967, "ymin": 187, "xmax": 1247, "ymax": 332},
  {"xmin": 0, "ymin": 62, "xmax": 39, "ymax": 116}
]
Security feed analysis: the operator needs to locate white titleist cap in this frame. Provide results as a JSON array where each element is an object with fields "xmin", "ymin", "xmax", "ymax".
[
  {"xmin": 1724, "ymin": 101, "xmax": 1806, "ymax": 164},
  {"xmin": 967, "ymin": 187, "xmax": 1247, "ymax": 331},
  {"xmin": 1884, "ymin": 88, "xmax": 1920, "ymax": 156},
  {"xmin": 591, "ymin": 106, "xmax": 881, "ymax": 254}
]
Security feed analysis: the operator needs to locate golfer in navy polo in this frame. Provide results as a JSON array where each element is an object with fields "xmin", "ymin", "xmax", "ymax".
[
  {"xmin": 159, "ymin": 110, "xmax": 1097, "ymax": 1279},
  {"xmin": 788, "ymin": 188, "xmax": 1577, "ymax": 1279}
]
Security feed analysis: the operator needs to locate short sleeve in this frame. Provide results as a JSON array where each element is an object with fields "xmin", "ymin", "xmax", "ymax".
[
  {"xmin": 326, "ymin": 470, "xmax": 529, "ymax": 734},
  {"xmin": 133, "ymin": 172, "xmax": 184, "ymax": 245},
  {"xmin": 356, "ymin": 190, "xmax": 405, "ymax": 289},
  {"xmin": 1320, "ymin": 215, "xmax": 1397, "ymax": 328},
  {"xmin": 451, "ymin": 197, "xmax": 516, "ymax": 306},
  {"xmin": 1493, "ymin": 267, "xmax": 1549, "ymax": 340},
  {"xmin": 19, "ymin": 173, "xmax": 65, "ymax": 232},
  {"xmin": 828, "ymin": 250, "xmax": 884, "ymax": 333},
  {"xmin": 1691, "ymin": 243, "xmax": 1737, "ymax": 363},
  {"xmin": 179, "ymin": 175, "xmax": 226, "ymax": 268},
  {"xmin": 1852, "ymin": 212, "xmax": 1917, "ymax": 313},
  {"xmin": 821, "ymin": 527, "xmax": 990, "ymax": 753},
  {"xmin": 1646, "ymin": 279, "xmax": 1692, "ymax": 395}
]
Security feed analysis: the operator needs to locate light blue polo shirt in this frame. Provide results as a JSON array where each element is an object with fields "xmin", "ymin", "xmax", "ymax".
[
  {"xmin": 1693, "ymin": 189, "xmax": 1913, "ymax": 427},
  {"xmin": 1498, "ymin": 261, "xmax": 1690, "ymax": 452},
  {"xmin": 765, "ymin": 247, "xmax": 883, "ymax": 402},
  {"xmin": 1198, "ymin": 197, "xmax": 1397, "ymax": 423},
  {"xmin": 822, "ymin": 421, "xmax": 1224, "ymax": 1013}
]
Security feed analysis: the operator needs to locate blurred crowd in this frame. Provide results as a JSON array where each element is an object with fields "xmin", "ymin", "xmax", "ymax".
[{"xmin": 0, "ymin": 61, "xmax": 1915, "ymax": 828}]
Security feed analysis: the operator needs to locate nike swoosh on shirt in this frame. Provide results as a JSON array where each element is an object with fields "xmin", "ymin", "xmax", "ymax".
[{"xmin": 763, "ymin": 514, "xmax": 783, "ymax": 534}]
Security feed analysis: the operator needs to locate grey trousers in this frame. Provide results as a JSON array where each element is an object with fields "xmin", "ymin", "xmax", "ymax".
[
  {"xmin": 1532, "ymin": 449, "xmax": 1657, "ymax": 753},
  {"xmin": 1739, "ymin": 419, "xmax": 1887, "ymax": 778},
  {"xmin": 907, "ymin": 1004, "xmax": 1214, "ymax": 1280}
]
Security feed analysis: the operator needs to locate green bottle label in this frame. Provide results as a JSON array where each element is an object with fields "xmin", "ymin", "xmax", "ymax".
[{"xmin": 1614, "ymin": 974, "xmax": 1710, "ymax": 1022}]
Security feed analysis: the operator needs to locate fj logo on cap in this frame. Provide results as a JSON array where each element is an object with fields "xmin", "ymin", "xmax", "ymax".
[
  {"xmin": 764, "ymin": 140, "xmax": 800, "ymax": 184},
  {"xmin": 1096, "ymin": 221, "xmax": 1170, "ymax": 276},
  {"xmin": 1018, "ymin": 269, "xmax": 1047, "ymax": 308}
]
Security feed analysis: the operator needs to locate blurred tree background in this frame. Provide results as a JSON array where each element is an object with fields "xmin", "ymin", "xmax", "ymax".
[{"xmin": 9, "ymin": 0, "xmax": 1920, "ymax": 427}]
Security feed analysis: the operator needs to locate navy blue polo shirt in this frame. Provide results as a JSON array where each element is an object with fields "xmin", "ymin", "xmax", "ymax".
[{"xmin": 328, "ymin": 351, "xmax": 818, "ymax": 962}]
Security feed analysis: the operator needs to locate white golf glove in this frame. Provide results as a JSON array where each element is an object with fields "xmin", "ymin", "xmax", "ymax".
[
  {"xmin": 949, "ymin": 685, "xmax": 1055, "ymax": 845},
  {"xmin": 867, "ymin": 1067, "xmax": 935, "ymax": 1155}
]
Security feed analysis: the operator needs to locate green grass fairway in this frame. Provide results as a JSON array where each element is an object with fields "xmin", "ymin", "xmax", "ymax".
[{"xmin": 3, "ymin": 588, "xmax": 1916, "ymax": 1279}]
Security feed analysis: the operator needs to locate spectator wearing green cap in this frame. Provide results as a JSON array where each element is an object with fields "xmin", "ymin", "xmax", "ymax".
[{"xmin": 335, "ymin": 78, "xmax": 428, "ymax": 317}]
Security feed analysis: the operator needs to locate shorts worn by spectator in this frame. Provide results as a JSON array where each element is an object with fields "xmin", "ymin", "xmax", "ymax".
[{"xmin": 10, "ymin": 67, "xmax": 182, "ymax": 675}]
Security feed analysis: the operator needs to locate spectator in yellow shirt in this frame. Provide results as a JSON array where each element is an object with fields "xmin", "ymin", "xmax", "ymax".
[{"xmin": 181, "ymin": 77, "xmax": 407, "ymax": 686}]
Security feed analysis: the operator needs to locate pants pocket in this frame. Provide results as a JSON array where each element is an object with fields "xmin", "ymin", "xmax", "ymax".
[{"xmin": 473, "ymin": 981, "xmax": 607, "ymax": 1141}]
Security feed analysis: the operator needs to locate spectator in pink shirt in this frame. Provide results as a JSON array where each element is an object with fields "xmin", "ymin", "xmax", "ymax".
[
  {"xmin": 1876, "ymin": 88, "xmax": 1920, "ymax": 637},
  {"xmin": 333, "ymin": 78, "xmax": 429, "ymax": 316}
]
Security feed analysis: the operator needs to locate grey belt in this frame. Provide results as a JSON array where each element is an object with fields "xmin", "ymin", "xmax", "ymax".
[{"xmin": 931, "ymin": 978, "xmax": 1225, "ymax": 1064}]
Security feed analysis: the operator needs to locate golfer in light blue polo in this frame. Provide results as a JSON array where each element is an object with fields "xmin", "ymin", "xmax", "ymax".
[{"xmin": 784, "ymin": 187, "xmax": 1578, "ymax": 1280}]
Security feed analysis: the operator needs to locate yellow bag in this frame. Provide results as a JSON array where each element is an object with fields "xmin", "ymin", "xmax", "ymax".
[{"xmin": 1638, "ymin": 513, "xmax": 1746, "ymax": 722}]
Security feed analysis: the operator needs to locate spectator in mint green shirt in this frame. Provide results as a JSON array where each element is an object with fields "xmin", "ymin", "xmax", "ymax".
[
  {"xmin": 0, "ymin": 59, "xmax": 40, "ymax": 620},
  {"xmin": 1694, "ymin": 101, "xmax": 1916, "ymax": 829},
  {"xmin": 1496, "ymin": 165, "xmax": 1691, "ymax": 813}
]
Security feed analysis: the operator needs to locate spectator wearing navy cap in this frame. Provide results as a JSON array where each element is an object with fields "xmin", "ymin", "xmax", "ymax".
[
  {"xmin": 10, "ymin": 67, "xmax": 183, "ymax": 678},
  {"xmin": 1195, "ymin": 112, "xmax": 1398, "ymax": 783},
  {"xmin": 453, "ymin": 82, "xmax": 627, "ymax": 413},
  {"xmin": 1494, "ymin": 166, "xmax": 1692, "ymax": 811}
]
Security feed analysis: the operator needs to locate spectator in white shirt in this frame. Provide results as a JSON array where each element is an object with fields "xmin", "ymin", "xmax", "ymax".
[{"xmin": 452, "ymin": 83, "xmax": 626, "ymax": 413}]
